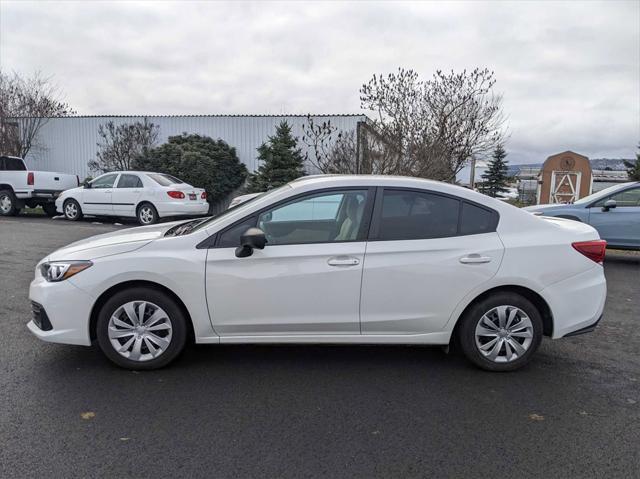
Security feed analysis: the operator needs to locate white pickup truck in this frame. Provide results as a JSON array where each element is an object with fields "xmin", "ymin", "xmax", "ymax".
[{"xmin": 0, "ymin": 156, "xmax": 79, "ymax": 217}]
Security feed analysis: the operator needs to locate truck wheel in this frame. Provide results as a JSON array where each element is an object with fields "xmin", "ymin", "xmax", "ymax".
[
  {"xmin": 63, "ymin": 199, "xmax": 83, "ymax": 221},
  {"xmin": 42, "ymin": 203, "xmax": 58, "ymax": 217},
  {"xmin": 0, "ymin": 189, "xmax": 19, "ymax": 216}
]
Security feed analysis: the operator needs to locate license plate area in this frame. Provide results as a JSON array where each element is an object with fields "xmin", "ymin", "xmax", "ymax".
[{"xmin": 189, "ymin": 194, "xmax": 197, "ymax": 200}]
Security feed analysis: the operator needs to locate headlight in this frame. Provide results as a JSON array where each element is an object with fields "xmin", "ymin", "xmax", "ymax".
[{"xmin": 40, "ymin": 261, "xmax": 93, "ymax": 282}]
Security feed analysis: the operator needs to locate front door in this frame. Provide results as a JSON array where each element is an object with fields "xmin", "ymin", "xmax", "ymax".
[
  {"xmin": 82, "ymin": 173, "xmax": 118, "ymax": 215},
  {"xmin": 205, "ymin": 189, "xmax": 372, "ymax": 337},
  {"xmin": 588, "ymin": 186, "xmax": 640, "ymax": 248},
  {"xmin": 360, "ymin": 189, "xmax": 504, "ymax": 335}
]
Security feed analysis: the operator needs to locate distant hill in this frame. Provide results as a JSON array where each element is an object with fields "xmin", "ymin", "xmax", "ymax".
[{"xmin": 507, "ymin": 158, "xmax": 631, "ymax": 177}]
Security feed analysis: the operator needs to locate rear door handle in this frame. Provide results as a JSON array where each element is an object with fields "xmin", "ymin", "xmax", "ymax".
[
  {"xmin": 460, "ymin": 255, "xmax": 492, "ymax": 264},
  {"xmin": 327, "ymin": 256, "xmax": 360, "ymax": 267}
]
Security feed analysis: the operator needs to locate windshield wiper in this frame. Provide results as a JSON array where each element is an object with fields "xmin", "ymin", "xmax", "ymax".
[{"xmin": 164, "ymin": 218, "xmax": 208, "ymax": 237}]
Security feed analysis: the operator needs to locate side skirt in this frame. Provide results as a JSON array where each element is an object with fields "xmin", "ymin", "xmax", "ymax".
[{"xmin": 195, "ymin": 332, "xmax": 452, "ymax": 345}]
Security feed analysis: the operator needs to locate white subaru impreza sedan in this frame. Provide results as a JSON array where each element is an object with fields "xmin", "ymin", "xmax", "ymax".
[
  {"xmin": 30, "ymin": 175, "xmax": 607, "ymax": 371},
  {"xmin": 55, "ymin": 171, "xmax": 209, "ymax": 225}
]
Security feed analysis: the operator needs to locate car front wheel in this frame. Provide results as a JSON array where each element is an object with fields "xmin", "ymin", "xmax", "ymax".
[
  {"xmin": 457, "ymin": 292, "xmax": 543, "ymax": 372},
  {"xmin": 63, "ymin": 199, "xmax": 83, "ymax": 221},
  {"xmin": 96, "ymin": 287, "xmax": 188, "ymax": 370}
]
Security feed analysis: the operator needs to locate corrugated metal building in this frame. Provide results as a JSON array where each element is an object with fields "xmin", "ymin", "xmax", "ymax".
[{"xmin": 24, "ymin": 114, "xmax": 367, "ymax": 179}]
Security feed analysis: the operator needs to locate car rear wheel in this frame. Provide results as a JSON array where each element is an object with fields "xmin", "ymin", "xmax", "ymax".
[
  {"xmin": 96, "ymin": 287, "xmax": 188, "ymax": 370},
  {"xmin": 0, "ymin": 189, "xmax": 19, "ymax": 216},
  {"xmin": 63, "ymin": 199, "xmax": 83, "ymax": 221},
  {"xmin": 137, "ymin": 203, "xmax": 158, "ymax": 225},
  {"xmin": 42, "ymin": 203, "xmax": 58, "ymax": 217},
  {"xmin": 458, "ymin": 292, "xmax": 543, "ymax": 372}
]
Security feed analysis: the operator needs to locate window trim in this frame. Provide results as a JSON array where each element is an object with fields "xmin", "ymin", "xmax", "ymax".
[
  {"xmin": 198, "ymin": 186, "xmax": 377, "ymax": 249},
  {"xmin": 368, "ymin": 187, "xmax": 499, "ymax": 242}
]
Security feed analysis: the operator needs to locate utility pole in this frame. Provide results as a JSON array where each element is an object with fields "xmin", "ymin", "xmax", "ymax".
[{"xmin": 469, "ymin": 156, "xmax": 476, "ymax": 190}]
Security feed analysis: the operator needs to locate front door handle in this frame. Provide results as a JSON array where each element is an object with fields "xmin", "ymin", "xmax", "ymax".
[
  {"xmin": 460, "ymin": 254, "xmax": 492, "ymax": 264},
  {"xmin": 327, "ymin": 256, "xmax": 360, "ymax": 267}
]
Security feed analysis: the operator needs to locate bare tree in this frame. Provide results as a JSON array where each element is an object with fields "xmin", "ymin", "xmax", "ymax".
[
  {"xmin": 359, "ymin": 68, "xmax": 506, "ymax": 181},
  {"xmin": 0, "ymin": 70, "xmax": 75, "ymax": 157},
  {"xmin": 301, "ymin": 115, "xmax": 338, "ymax": 173},
  {"xmin": 88, "ymin": 119, "xmax": 160, "ymax": 173}
]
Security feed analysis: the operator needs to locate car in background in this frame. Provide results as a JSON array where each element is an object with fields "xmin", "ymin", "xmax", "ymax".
[
  {"xmin": 228, "ymin": 192, "xmax": 262, "ymax": 209},
  {"xmin": 55, "ymin": 171, "xmax": 208, "ymax": 225},
  {"xmin": 524, "ymin": 182, "xmax": 640, "ymax": 250},
  {"xmin": 0, "ymin": 156, "xmax": 79, "ymax": 217},
  {"xmin": 30, "ymin": 175, "xmax": 606, "ymax": 372}
]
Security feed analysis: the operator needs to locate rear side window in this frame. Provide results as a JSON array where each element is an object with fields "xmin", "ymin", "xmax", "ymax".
[
  {"xmin": 2, "ymin": 157, "xmax": 26, "ymax": 171},
  {"xmin": 459, "ymin": 202, "xmax": 498, "ymax": 235},
  {"xmin": 375, "ymin": 190, "xmax": 460, "ymax": 240},
  {"xmin": 117, "ymin": 174, "xmax": 142, "ymax": 188},
  {"xmin": 147, "ymin": 173, "xmax": 183, "ymax": 186}
]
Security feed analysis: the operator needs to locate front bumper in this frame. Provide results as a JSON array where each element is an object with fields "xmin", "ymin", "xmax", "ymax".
[{"xmin": 27, "ymin": 275, "xmax": 95, "ymax": 346}]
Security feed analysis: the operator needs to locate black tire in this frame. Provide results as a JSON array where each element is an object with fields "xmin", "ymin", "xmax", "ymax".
[
  {"xmin": 63, "ymin": 198, "xmax": 83, "ymax": 221},
  {"xmin": 96, "ymin": 287, "xmax": 188, "ymax": 370},
  {"xmin": 137, "ymin": 202, "xmax": 159, "ymax": 225},
  {"xmin": 42, "ymin": 203, "xmax": 58, "ymax": 217},
  {"xmin": 457, "ymin": 292, "xmax": 543, "ymax": 372},
  {"xmin": 0, "ymin": 189, "xmax": 19, "ymax": 216}
]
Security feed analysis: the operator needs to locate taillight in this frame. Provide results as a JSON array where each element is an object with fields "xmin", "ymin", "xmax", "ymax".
[
  {"xmin": 167, "ymin": 191, "xmax": 185, "ymax": 199},
  {"xmin": 201, "ymin": 191, "xmax": 207, "ymax": 200},
  {"xmin": 572, "ymin": 240, "xmax": 606, "ymax": 264},
  {"xmin": 27, "ymin": 172, "xmax": 34, "ymax": 185}
]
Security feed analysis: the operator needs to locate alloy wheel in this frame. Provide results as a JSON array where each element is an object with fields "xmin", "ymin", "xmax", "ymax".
[
  {"xmin": 65, "ymin": 202, "xmax": 78, "ymax": 219},
  {"xmin": 139, "ymin": 206, "xmax": 155, "ymax": 224},
  {"xmin": 474, "ymin": 305, "xmax": 534, "ymax": 363},
  {"xmin": 108, "ymin": 301, "xmax": 173, "ymax": 362}
]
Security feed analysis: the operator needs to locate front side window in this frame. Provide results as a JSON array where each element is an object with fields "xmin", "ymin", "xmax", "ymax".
[
  {"xmin": 91, "ymin": 174, "xmax": 118, "ymax": 189},
  {"xmin": 594, "ymin": 187, "xmax": 640, "ymax": 208},
  {"xmin": 117, "ymin": 174, "xmax": 142, "ymax": 188},
  {"xmin": 374, "ymin": 190, "xmax": 460, "ymax": 241},
  {"xmin": 255, "ymin": 190, "xmax": 369, "ymax": 245}
]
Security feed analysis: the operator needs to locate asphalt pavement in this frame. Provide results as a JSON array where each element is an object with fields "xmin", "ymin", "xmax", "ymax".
[{"xmin": 1, "ymin": 214, "xmax": 639, "ymax": 478}]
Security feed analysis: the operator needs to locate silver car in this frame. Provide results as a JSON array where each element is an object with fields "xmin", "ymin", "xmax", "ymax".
[{"xmin": 524, "ymin": 182, "xmax": 640, "ymax": 250}]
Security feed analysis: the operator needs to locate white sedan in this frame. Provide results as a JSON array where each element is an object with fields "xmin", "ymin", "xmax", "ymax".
[
  {"xmin": 55, "ymin": 171, "xmax": 209, "ymax": 225},
  {"xmin": 31, "ymin": 175, "xmax": 607, "ymax": 371}
]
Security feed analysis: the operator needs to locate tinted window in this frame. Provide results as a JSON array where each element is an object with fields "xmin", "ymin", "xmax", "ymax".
[
  {"xmin": 459, "ymin": 202, "xmax": 497, "ymax": 235},
  {"xmin": 3, "ymin": 157, "xmax": 26, "ymax": 171},
  {"xmin": 147, "ymin": 173, "xmax": 183, "ymax": 186},
  {"xmin": 91, "ymin": 174, "xmax": 118, "ymax": 189},
  {"xmin": 376, "ymin": 190, "xmax": 459, "ymax": 240},
  {"xmin": 117, "ymin": 174, "xmax": 142, "ymax": 188},
  {"xmin": 256, "ymin": 190, "xmax": 368, "ymax": 245}
]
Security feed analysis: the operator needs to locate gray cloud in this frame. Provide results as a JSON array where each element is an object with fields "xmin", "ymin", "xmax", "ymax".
[{"xmin": 1, "ymin": 0, "xmax": 638, "ymax": 163}]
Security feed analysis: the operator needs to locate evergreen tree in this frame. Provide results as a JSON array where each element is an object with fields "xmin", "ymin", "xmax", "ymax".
[
  {"xmin": 247, "ymin": 121, "xmax": 305, "ymax": 192},
  {"xmin": 481, "ymin": 144, "xmax": 509, "ymax": 197},
  {"xmin": 623, "ymin": 145, "xmax": 640, "ymax": 181}
]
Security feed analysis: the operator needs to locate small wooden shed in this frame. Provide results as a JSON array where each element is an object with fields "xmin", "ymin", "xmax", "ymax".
[{"xmin": 537, "ymin": 151, "xmax": 592, "ymax": 204}]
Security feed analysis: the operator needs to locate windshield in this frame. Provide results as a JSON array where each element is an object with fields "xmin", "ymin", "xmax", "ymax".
[
  {"xmin": 147, "ymin": 173, "xmax": 184, "ymax": 186},
  {"xmin": 574, "ymin": 182, "xmax": 635, "ymax": 205}
]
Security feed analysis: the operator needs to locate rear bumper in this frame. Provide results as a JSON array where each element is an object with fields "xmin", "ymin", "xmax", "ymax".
[
  {"xmin": 15, "ymin": 190, "xmax": 64, "ymax": 201},
  {"xmin": 542, "ymin": 266, "xmax": 607, "ymax": 339},
  {"xmin": 563, "ymin": 314, "xmax": 603, "ymax": 337},
  {"xmin": 156, "ymin": 201, "xmax": 209, "ymax": 217}
]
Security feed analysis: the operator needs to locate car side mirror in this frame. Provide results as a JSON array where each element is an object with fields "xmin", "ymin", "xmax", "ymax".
[
  {"xmin": 235, "ymin": 227, "xmax": 267, "ymax": 258},
  {"xmin": 602, "ymin": 199, "xmax": 616, "ymax": 212},
  {"xmin": 84, "ymin": 182, "xmax": 92, "ymax": 189}
]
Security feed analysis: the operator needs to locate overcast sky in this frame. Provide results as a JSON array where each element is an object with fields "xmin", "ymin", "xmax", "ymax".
[{"xmin": 1, "ymin": 0, "xmax": 638, "ymax": 164}]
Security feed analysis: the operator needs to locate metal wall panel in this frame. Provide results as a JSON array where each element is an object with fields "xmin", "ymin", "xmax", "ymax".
[{"xmin": 24, "ymin": 115, "xmax": 366, "ymax": 179}]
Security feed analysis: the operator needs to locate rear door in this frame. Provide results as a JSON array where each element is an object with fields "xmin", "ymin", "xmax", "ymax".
[
  {"xmin": 360, "ymin": 188, "xmax": 504, "ymax": 335},
  {"xmin": 82, "ymin": 173, "xmax": 118, "ymax": 215},
  {"xmin": 113, "ymin": 173, "xmax": 143, "ymax": 216},
  {"xmin": 588, "ymin": 186, "xmax": 640, "ymax": 248}
]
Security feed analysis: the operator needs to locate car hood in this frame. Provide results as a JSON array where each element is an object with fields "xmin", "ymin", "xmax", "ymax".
[
  {"xmin": 523, "ymin": 203, "xmax": 568, "ymax": 213},
  {"xmin": 47, "ymin": 221, "xmax": 183, "ymax": 261}
]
